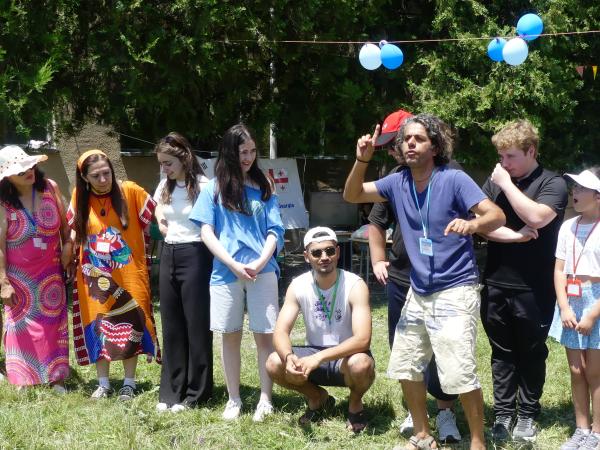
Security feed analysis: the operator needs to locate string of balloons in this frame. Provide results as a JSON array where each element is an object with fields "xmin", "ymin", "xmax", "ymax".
[{"xmin": 359, "ymin": 13, "xmax": 544, "ymax": 70}]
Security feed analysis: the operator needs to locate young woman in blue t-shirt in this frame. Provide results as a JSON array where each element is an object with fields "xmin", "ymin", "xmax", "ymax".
[{"xmin": 190, "ymin": 123, "xmax": 284, "ymax": 422}]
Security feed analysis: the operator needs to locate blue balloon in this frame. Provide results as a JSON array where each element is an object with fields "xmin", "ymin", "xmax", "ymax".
[
  {"xmin": 517, "ymin": 13, "xmax": 544, "ymax": 41},
  {"xmin": 502, "ymin": 37, "xmax": 529, "ymax": 66},
  {"xmin": 359, "ymin": 43, "xmax": 381, "ymax": 70},
  {"xmin": 487, "ymin": 38, "xmax": 506, "ymax": 62},
  {"xmin": 380, "ymin": 44, "xmax": 404, "ymax": 70}
]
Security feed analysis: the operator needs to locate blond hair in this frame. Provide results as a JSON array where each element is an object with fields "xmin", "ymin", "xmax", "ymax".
[{"xmin": 492, "ymin": 120, "xmax": 539, "ymax": 156}]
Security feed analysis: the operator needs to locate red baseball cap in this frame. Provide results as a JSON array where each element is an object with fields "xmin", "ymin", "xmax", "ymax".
[{"xmin": 374, "ymin": 109, "xmax": 413, "ymax": 147}]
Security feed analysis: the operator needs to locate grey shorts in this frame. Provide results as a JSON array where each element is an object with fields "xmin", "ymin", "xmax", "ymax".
[
  {"xmin": 292, "ymin": 346, "xmax": 374, "ymax": 387},
  {"xmin": 209, "ymin": 271, "xmax": 279, "ymax": 333}
]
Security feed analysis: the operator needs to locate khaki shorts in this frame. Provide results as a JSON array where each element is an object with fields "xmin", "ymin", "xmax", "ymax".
[{"xmin": 387, "ymin": 284, "xmax": 481, "ymax": 395}]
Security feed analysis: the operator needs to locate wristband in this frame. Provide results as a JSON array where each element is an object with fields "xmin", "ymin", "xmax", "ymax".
[
  {"xmin": 284, "ymin": 352, "xmax": 294, "ymax": 363},
  {"xmin": 356, "ymin": 158, "xmax": 369, "ymax": 164}
]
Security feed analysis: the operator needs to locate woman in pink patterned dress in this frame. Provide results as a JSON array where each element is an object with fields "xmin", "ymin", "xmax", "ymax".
[{"xmin": 0, "ymin": 145, "xmax": 72, "ymax": 391}]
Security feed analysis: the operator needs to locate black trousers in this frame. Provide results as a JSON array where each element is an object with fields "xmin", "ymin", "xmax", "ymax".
[
  {"xmin": 158, "ymin": 241, "xmax": 213, "ymax": 406},
  {"xmin": 480, "ymin": 284, "xmax": 555, "ymax": 418},
  {"xmin": 387, "ymin": 280, "xmax": 458, "ymax": 402}
]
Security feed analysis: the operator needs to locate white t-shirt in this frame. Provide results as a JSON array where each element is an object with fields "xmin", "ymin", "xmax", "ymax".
[
  {"xmin": 555, "ymin": 216, "xmax": 600, "ymax": 277},
  {"xmin": 290, "ymin": 269, "xmax": 362, "ymax": 346},
  {"xmin": 153, "ymin": 176, "xmax": 209, "ymax": 244}
]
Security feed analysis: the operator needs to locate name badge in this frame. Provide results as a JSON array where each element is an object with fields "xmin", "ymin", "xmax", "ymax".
[
  {"xmin": 95, "ymin": 239, "xmax": 111, "ymax": 254},
  {"xmin": 567, "ymin": 278, "xmax": 582, "ymax": 297},
  {"xmin": 419, "ymin": 237, "xmax": 433, "ymax": 256}
]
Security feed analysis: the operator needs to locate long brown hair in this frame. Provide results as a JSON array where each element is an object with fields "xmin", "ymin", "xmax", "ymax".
[
  {"xmin": 154, "ymin": 132, "xmax": 205, "ymax": 204},
  {"xmin": 214, "ymin": 123, "xmax": 273, "ymax": 214},
  {"xmin": 74, "ymin": 152, "xmax": 129, "ymax": 245}
]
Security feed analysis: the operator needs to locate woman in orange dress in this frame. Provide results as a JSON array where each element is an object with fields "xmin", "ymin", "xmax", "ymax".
[{"xmin": 67, "ymin": 149, "xmax": 159, "ymax": 400}]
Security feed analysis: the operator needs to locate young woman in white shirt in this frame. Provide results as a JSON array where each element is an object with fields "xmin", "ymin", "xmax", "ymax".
[{"xmin": 154, "ymin": 132, "xmax": 213, "ymax": 412}]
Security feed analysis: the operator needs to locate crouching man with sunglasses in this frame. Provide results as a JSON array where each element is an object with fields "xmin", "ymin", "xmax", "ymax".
[{"xmin": 266, "ymin": 226, "xmax": 375, "ymax": 433}]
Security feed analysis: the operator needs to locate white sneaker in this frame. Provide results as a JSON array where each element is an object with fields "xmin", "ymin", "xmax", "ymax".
[
  {"xmin": 222, "ymin": 398, "xmax": 242, "ymax": 420},
  {"xmin": 156, "ymin": 402, "xmax": 169, "ymax": 412},
  {"xmin": 252, "ymin": 400, "xmax": 274, "ymax": 422},
  {"xmin": 436, "ymin": 408, "xmax": 461, "ymax": 443},
  {"xmin": 399, "ymin": 412, "xmax": 414, "ymax": 435},
  {"xmin": 91, "ymin": 385, "xmax": 114, "ymax": 399},
  {"xmin": 171, "ymin": 403, "xmax": 188, "ymax": 413}
]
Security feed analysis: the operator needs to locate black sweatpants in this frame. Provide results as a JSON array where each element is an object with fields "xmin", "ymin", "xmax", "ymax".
[
  {"xmin": 158, "ymin": 241, "xmax": 213, "ymax": 406},
  {"xmin": 387, "ymin": 280, "xmax": 459, "ymax": 402},
  {"xmin": 480, "ymin": 284, "xmax": 555, "ymax": 419}
]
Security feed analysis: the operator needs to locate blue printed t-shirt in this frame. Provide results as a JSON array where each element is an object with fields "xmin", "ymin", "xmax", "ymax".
[
  {"xmin": 189, "ymin": 179, "xmax": 285, "ymax": 285},
  {"xmin": 374, "ymin": 166, "xmax": 486, "ymax": 296}
]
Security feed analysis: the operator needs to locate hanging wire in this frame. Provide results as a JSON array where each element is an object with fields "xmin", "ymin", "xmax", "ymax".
[{"xmin": 214, "ymin": 29, "xmax": 600, "ymax": 45}]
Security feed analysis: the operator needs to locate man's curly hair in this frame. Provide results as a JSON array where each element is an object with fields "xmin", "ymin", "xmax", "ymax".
[{"xmin": 394, "ymin": 114, "xmax": 454, "ymax": 166}]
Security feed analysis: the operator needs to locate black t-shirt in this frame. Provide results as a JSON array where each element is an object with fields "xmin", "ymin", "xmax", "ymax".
[
  {"xmin": 368, "ymin": 166, "xmax": 411, "ymax": 286},
  {"xmin": 482, "ymin": 165, "xmax": 568, "ymax": 291},
  {"xmin": 368, "ymin": 161, "xmax": 464, "ymax": 287}
]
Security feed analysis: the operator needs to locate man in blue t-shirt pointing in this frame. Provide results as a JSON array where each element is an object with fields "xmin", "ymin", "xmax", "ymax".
[{"xmin": 344, "ymin": 113, "xmax": 505, "ymax": 450}]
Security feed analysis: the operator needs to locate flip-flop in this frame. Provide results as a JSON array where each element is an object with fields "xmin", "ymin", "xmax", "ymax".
[
  {"xmin": 298, "ymin": 395, "xmax": 335, "ymax": 426},
  {"xmin": 346, "ymin": 409, "xmax": 367, "ymax": 433}
]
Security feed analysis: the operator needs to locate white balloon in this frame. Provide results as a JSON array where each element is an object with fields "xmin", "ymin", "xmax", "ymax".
[
  {"xmin": 359, "ymin": 43, "xmax": 382, "ymax": 70},
  {"xmin": 502, "ymin": 37, "xmax": 529, "ymax": 66}
]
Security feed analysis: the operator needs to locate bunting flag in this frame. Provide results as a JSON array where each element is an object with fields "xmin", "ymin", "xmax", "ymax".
[{"xmin": 575, "ymin": 65, "xmax": 599, "ymax": 79}]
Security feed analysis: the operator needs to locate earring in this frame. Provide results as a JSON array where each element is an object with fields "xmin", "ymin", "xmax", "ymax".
[{"xmin": 86, "ymin": 181, "xmax": 90, "ymax": 191}]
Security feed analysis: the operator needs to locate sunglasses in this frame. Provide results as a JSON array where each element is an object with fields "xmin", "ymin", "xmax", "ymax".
[
  {"xmin": 17, "ymin": 165, "xmax": 36, "ymax": 177},
  {"xmin": 310, "ymin": 246, "xmax": 336, "ymax": 258}
]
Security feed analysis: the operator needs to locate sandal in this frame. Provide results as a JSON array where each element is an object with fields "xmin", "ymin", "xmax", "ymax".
[
  {"xmin": 298, "ymin": 395, "xmax": 335, "ymax": 426},
  {"xmin": 394, "ymin": 435, "xmax": 437, "ymax": 450},
  {"xmin": 346, "ymin": 409, "xmax": 367, "ymax": 433}
]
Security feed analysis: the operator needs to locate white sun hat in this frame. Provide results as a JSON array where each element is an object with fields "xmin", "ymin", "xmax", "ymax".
[
  {"xmin": 565, "ymin": 169, "xmax": 600, "ymax": 193},
  {"xmin": 0, "ymin": 145, "xmax": 48, "ymax": 181}
]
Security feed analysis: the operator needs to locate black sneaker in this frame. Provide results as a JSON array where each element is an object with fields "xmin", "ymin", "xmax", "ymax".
[
  {"xmin": 491, "ymin": 415, "xmax": 513, "ymax": 441},
  {"xmin": 512, "ymin": 416, "xmax": 537, "ymax": 442},
  {"xmin": 117, "ymin": 385, "xmax": 135, "ymax": 401}
]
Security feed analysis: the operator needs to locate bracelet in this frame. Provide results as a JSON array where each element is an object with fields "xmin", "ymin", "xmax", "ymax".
[
  {"xmin": 356, "ymin": 158, "xmax": 370, "ymax": 164},
  {"xmin": 284, "ymin": 352, "xmax": 294, "ymax": 363}
]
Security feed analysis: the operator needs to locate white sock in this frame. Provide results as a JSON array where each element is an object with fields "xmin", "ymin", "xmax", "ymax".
[
  {"xmin": 123, "ymin": 378, "xmax": 136, "ymax": 389},
  {"xmin": 98, "ymin": 377, "xmax": 110, "ymax": 389}
]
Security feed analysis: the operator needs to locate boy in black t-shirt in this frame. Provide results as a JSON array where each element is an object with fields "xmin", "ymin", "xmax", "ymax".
[{"xmin": 479, "ymin": 120, "xmax": 567, "ymax": 443}]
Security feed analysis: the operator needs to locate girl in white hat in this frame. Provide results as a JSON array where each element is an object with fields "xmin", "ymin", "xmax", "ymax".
[
  {"xmin": 0, "ymin": 145, "xmax": 72, "ymax": 392},
  {"xmin": 549, "ymin": 167, "xmax": 600, "ymax": 450}
]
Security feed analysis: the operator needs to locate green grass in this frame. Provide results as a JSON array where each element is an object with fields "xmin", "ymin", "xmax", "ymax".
[{"xmin": 0, "ymin": 288, "xmax": 574, "ymax": 449}]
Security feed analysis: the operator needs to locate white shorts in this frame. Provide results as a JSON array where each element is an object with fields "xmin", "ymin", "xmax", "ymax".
[
  {"xmin": 387, "ymin": 284, "xmax": 481, "ymax": 395},
  {"xmin": 209, "ymin": 271, "xmax": 279, "ymax": 333}
]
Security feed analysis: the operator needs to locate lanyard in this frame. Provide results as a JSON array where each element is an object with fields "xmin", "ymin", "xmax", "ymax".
[
  {"xmin": 313, "ymin": 269, "xmax": 340, "ymax": 325},
  {"xmin": 572, "ymin": 217, "xmax": 600, "ymax": 277},
  {"xmin": 22, "ymin": 188, "xmax": 36, "ymax": 230},
  {"xmin": 410, "ymin": 170, "xmax": 435, "ymax": 238}
]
